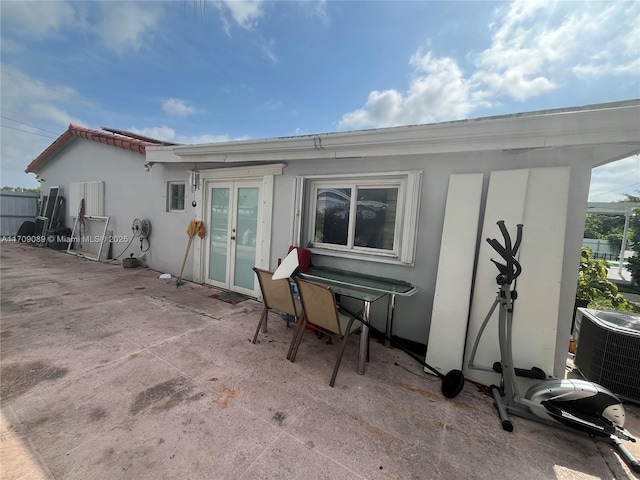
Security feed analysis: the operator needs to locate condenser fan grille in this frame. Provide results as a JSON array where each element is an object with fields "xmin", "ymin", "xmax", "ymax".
[{"xmin": 575, "ymin": 309, "xmax": 640, "ymax": 403}]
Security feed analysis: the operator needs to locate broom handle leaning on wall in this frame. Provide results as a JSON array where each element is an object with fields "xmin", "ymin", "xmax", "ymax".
[{"xmin": 178, "ymin": 235, "xmax": 194, "ymax": 281}]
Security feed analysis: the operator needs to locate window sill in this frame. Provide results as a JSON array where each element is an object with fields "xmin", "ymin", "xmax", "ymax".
[{"xmin": 308, "ymin": 247, "xmax": 414, "ymax": 266}]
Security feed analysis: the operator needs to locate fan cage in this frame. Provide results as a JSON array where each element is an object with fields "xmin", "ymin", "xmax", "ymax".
[{"xmin": 575, "ymin": 309, "xmax": 640, "ymax": 404}]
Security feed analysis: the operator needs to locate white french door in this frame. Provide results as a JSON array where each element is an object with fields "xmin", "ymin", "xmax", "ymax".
[{"xmin": 205, "ymin": 181, "xmax": 261, "ymax": 295}]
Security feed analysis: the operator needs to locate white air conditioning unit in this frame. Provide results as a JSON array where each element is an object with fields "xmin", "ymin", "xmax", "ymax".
[{"xmin": 574, "ymin": 308, "xmax": 640, "ymax": 403}]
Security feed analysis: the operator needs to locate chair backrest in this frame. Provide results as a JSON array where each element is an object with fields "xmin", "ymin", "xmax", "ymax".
[
  {"xmin": 253, "ymin": 268, "xmax": 298, "ymax": 316},
  {"xmin": 294, "ymin": 278, "xmax": 343, "ymax": 335}
]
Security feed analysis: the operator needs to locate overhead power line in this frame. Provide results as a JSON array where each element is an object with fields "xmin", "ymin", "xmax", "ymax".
[
  {"xmin": 0, "ymin": 116, "xmax": 61, "ymax": 136},
  {"xmin": 590, "ymin": 180, "xmax": 640, "ymax": 200},
  {"xmin": 1, "ymin": 124, "xmax": 58, "ymax": 140}
]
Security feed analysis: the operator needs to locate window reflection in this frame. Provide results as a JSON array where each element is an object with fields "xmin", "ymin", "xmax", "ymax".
[
  {"xmin": 355, "ymin": 188, "xmax": 397, "ymax": 249},
  {"xmin": 313, "ymin": 186, "xmax": 398, "ymax": 250},
  {"xmin": 315, "ymin": 188, "xmax": 351, "ymax": 245}
]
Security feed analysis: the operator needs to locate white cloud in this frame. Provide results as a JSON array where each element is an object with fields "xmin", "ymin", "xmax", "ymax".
[
  {"xmin": 162, "ymin": 98, "xmax": 196, "ymax": 117},
  {"xmin": 176, "ymin": 133, "xmax": 244, "ymax": 145},
  {"xmin": 339, "ymin": 50, "xmax": 477, "ymax": 129},
  {"xmin": 217, "ymin": 0, "xmax": 265, "ymax": 34},
  {"xmin": 259, "ymin": 36, "xmax": 278, "ymax": 64},
  {"xmin": 474, "ymin": 0, "xmax": 639, "ymax": 99},
  {"xmin": 589, "ymin": 156, "xmax": 640, "ymax": 202},
  {"xmin": 299, "ymin": 0, "xmax": 329, "ymax": 27},
  {"xmin": 0, "ymin": 38, "xmax": 25, "ymax": 55},
  {"xmin": 339, "ymin": 0, "xmax": 640, "ymax": 130},
  {"xmin": 28, "ymin": 103, "xmax": 83, "ymax": 128},
  {"xmin": 129, "ymin": 126, "xmax": 176, "ymax": 142},
  {"xmin": 2, "ymin": 1, "xmax": 162, "ymax": 55},
  {"xmin": 95, "ymin": 3, "xmax": 163, "ymax": 54},
  {"xmin": 570, "ymin": 3, "xmax": 640, "ymax": 80},
  {"xmin": 261, "ymin": 99, "xmax": 282, "ymax": 111},
  {"xmin": 130, "ymin": 126, "xmax": 248, "ymax": 145},
  {"xmin": 0, "ymin": 67, "xmax": 84, "ymax": 188},
  {"xmin": 1, "ymin": 66, "xmax": 82, "ymax": 125},
  {"xmin": 1, "ymin": 1, "xmax": 81, "ymax": 37}
]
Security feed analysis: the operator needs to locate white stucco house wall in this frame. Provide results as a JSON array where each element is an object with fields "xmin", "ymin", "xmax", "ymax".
[
  {"xmin": 24, "ymin": 124, "xmax": 193, "ymax": 274},
  {"xmin": 27, "ymin": 100, "xmax": 640, "ymax": 385}
]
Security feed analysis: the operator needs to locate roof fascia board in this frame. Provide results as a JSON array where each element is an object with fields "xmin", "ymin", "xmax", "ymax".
[
  {"xmin": 587, "ymin": 202, "xmax": 639, "ymax": 214},
  {"xmin": 148, "ymin": 103, "xmax": 640, "ymax": 164}
]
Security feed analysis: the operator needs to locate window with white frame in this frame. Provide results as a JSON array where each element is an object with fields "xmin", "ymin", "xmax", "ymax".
[
  {"xmin": 167, "ymin": 182, "xmax": 185, "ymax": 212},
  {"xmin": 295, "ymin": 171, "xmax": 422, "ymax": 265}
]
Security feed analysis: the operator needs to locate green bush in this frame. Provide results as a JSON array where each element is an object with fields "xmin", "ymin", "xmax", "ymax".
[
  {"xmin": 577, "ymin": 247, "xmax": 625, "ymax": 307},
  {"xmin": 606, "ymin": 232, "xmax": 623, "ymax": 255},
  {"xmin": 628, "ymin": 254, "xmax": 640, "ymax": 287}
]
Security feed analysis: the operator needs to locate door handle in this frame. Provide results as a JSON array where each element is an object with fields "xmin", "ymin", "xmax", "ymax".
[{"xmin": 230, "ymin": 236, "xmax": 236, "ymax": 240}]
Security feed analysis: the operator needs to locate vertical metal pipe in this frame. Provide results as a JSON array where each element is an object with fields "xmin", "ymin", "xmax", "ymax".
[
  {"xmin": 618, "ymin": 208, "xmax": 631, "ymax": 275},
  {"xmin": 358, "ymin": 301, "xmax": 371, "ymax": 375},
  {"xmin": 385, "ymin": 294, "xmax": 396, "ymax": 348}
]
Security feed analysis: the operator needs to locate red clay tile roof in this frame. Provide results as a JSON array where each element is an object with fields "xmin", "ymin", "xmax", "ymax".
[{"xmin": 25, "ymin": 124, "xmax": 165, "ymax": 173}]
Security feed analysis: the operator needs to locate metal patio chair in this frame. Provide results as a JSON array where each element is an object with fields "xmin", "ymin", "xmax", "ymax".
[
  {"xmin": 252, "ymin": 267, "xmax": 303, "ymax": 345},
  {"xmin": 288, "ymin": 278, "xmax": 362, "ymax": 387}
]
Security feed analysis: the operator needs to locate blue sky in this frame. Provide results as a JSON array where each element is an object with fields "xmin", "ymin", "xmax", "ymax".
[{"xmin": 1, "ymin": 0, "xmax": 639, "ymax": 200}]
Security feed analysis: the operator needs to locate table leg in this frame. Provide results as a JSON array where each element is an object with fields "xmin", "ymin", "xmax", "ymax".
[
  {"xmin": 357, "ymin": 300, "xmax": 371, "ymax": 375},
  {"xmin": 384, "ymin": 294, "xmax": 396, "ymax": 348}
]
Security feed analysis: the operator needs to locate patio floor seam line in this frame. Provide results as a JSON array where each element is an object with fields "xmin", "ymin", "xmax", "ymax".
[
  {"xmin": 229, "ymin": 410, "xmax": 369, "ymax": 480},
  {"xmin": 80, "ymin": 326, "xmax": 216, "ymax": 371},
  {"xmin": 231, "ymin": 426, "xmax": 288, "ymax": 480},
  {"xmin": 142, "ymin": 293, "xmax": 223, "ymax": 321},
  {"xmin": 278, "ymin": 424, "xmax": 370, "ymax": 480},
  {"xmin": 58, "ymin": 432, "xmax": 105, "ymax": 460},
  {"xmin": 68, "ymin": 325, "xmax": 220, "ymax": 383}
]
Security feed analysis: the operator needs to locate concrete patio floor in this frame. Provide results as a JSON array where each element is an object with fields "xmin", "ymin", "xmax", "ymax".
[{"xmin": 1, "ymin": 243, "xmax": 639, "ymax": 480}]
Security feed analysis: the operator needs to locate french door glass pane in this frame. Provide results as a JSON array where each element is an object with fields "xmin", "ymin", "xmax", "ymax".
[
  {"xmin": 314, "ymin": 187, "xmax": 351, "ymax": 245},
  {"xmin": 234, "ymin": 187, "xmax": 259, "ymax": 289},
  {"xmin": 209, "ymin": 187, "xmax": 229, "ymax": 282},
  {"xmin": 354, "ymin": 187, "xmax": 398, "ymax": 249}
]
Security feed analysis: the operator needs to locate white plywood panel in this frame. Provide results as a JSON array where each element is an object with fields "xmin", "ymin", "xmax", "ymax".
[
  {"xmin": 513, "ymin": 167, "xmax": 570, "ymax": 377},
  {"xmin": 463, "ymin": 169, "xmax": 529, "ymax": 385},
  {"xmin": 463, "ymin": 167, "xmax": 571, "ymax": 389},
  {"xmin": 425, "ymin": 173, "xmax": 484, "ymax": 374}
]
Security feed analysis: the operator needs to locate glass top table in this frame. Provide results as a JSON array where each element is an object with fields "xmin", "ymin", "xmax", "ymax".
[
  {"xmin": 299, "ymin": 266, "xmax": 419, "ymax": 375},
  {"xmin": 301, "ymin": 267, "xmax": 418, "ymax": 296}
]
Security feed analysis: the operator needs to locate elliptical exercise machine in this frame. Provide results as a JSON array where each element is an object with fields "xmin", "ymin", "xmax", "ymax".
[{"xmin": 469, "ymin": 221, "xmax": 639, "ymax": 473}]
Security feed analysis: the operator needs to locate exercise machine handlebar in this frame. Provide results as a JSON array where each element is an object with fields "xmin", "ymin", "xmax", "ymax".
[{"xmin": 487, "ymin": 220, "xmax": 523, "ymax": 285}]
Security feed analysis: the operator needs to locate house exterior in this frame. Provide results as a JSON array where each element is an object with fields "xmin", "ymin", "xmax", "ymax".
[
  {"xmin": 24, "ymin": 124, "xmax": 181, "ymax": 269},
  {"xmin": 27, "ymin": 100, "xmax": 640, "ymax": 383}
]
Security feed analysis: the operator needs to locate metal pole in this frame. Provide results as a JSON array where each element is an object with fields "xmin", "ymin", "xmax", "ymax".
[
  {"xmin": 384, "ymin": 294, "xmax": 396, "ymax": 348},
  {"xmin": 357, "ymin": 301, "xmax": 371, "ymax": 375},
  {"xmin": 618, "ymin": 208, "xmax": 631, "ymax": 275}
]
